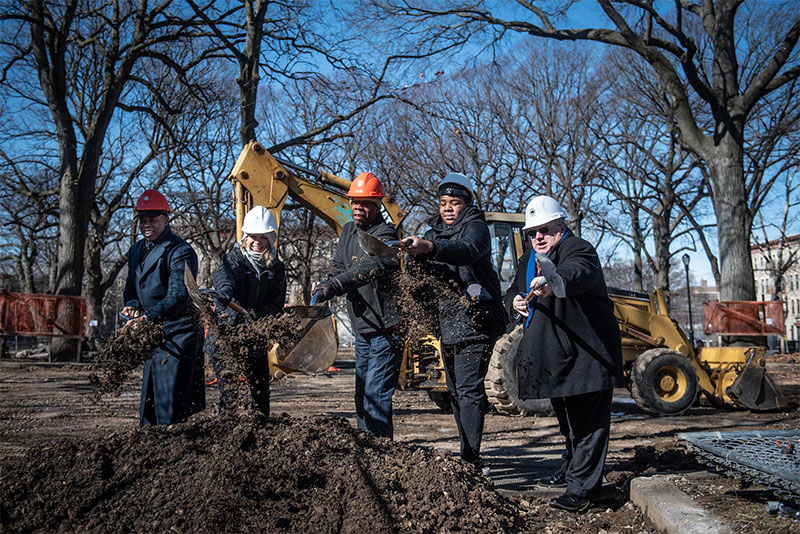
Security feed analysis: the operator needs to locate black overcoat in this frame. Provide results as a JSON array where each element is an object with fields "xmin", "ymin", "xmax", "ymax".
[
  {"xmin": 414, "ymin": 205, "xmax": 507, "ymax": 345},
  {"xmin": 124, "ymin": 227, "xmax": 205, "ymax": 424},
  {"xmin": 503, "ymin": 233, "xmax": 623, "ymax": 398},
  {"xmin": 211, "ymin": 247, "xmax": 287, "ymax": 319},
  {"xmin": 331, "ymin": 215, "xmax": 401, "ymax": 334}
]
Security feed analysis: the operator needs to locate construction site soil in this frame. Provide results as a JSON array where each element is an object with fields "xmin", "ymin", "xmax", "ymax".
[{"xmin": 1, "ymin": 355, "xmax": 799, "ymax": 533}]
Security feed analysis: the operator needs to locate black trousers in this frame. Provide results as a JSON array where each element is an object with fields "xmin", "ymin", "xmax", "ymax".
[
  {"xmin": 550, "ymin": 388, "xmax": 613, "ymax": 498},
  {"xmin": 442, "ymin": 339, "xmax": 494, "ymax": 463}
]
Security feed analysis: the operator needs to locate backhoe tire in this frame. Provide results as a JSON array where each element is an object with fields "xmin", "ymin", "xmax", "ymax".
[
  {"xmin": 426, "ymin": 390, "xmax": 453, "ymax": 412},
  {"xmin": 485, "ymin": 325, "xmax": 554, "ymax": 416},
  {"xmin": 631, "ymin": 348, "xmax": 698, "ymax": 416}
]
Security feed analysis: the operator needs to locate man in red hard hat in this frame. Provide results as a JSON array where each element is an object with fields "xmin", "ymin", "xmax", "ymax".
[
  {"xmin": 312, "ymin": 172, "xmax": 403, "ymax": 439},
  {"xmin": 121, "ymin": 189, "xmax": 205, "ymax": 425}
]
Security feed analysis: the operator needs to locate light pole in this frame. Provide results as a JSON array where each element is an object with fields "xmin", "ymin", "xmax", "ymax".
[{"xmin": 682, "ymin": 253, "xmax": 695, "ymax": 347}]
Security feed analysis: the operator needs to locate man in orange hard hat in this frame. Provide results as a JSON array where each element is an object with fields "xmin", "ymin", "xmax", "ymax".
[
  {"xmin": 312, "ymin": 172, "xmax": 404, "ymax": 439},
  {"xmin": 121, "ymin": 189, "xmax": 205, "ymax": 425}
]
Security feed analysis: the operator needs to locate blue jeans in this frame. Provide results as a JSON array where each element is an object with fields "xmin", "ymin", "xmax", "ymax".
[{"xmin": 354, "ymin": 331, "xmax": 404, "ymax": 438}]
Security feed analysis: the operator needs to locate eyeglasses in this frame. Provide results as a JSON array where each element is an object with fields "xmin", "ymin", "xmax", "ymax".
[{"xmin": 526, "ymin": 224, "xmax": 558, "ymax": 237}]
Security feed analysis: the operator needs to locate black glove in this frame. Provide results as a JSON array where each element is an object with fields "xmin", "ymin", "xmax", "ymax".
[
  {"xmin": 215, "ymin": 291, "xmax": 232, "ymax": 308},
  {"xmin": 200, "ymin": 288, "xmax": 231, "ymax": 308},
  {"xmin": 312, "ymin": 277, "xmax": 342, "ymax": 302}
]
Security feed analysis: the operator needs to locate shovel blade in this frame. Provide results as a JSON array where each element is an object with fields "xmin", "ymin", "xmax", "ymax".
[
  {"xmin": 357, "ymin": 230, "xmax": 397, "ymax": 258},
  {"xmin": 534, "ymin": 253, "xmax": 566, "ymax": 298},
  {"xmin": 279, "ymin": 305, "xmax": 338, "ymax": 373},
  {"xmin": 183, "ymin": 265, "xmax": 205, "ymax": 309}
]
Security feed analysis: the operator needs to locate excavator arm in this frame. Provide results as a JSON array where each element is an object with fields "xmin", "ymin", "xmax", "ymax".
[{"xmin": 227, "ymin": 141, "xmax": 405, "ymax": 239}]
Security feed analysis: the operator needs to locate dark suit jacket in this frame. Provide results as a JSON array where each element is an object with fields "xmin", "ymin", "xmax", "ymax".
[
  {"xmin": 504, "ymin": 234, "xmax": 623, "ymax": 399},
  {"xmin": 124, "ymin": 226, "xmax": 205, "ymax": 424}
]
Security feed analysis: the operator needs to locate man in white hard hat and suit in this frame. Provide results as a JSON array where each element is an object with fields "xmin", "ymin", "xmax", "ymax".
[{"xmin": 505, "ymin": 195, "xmax": 623, "ymax": 513}]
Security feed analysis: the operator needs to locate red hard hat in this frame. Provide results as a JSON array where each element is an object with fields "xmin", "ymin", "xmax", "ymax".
[
  {"xmin": 135, "ymin": 189, "xmax": 171, "ymax": 213},
  {"xmin": 346, "ymin": 172, "xmax": 385, "ymax": 199}
]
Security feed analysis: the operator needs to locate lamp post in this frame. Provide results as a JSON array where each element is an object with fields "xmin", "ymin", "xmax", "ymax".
[{"xmin": 682, "ymin": 253, "xmax": 695, "ymax": 347}]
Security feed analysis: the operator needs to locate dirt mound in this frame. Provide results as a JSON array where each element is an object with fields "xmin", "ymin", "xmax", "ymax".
[{"xmin": 0, "ymin": 411, "xmax": 522, "ymax": 533}]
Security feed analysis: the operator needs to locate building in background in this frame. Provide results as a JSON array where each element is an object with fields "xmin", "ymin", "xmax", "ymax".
[{"xmin": 751, "ymin": 233, "xmax": 800, "ymax": 351}]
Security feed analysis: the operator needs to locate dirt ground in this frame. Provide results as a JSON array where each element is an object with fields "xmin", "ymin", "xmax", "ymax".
[{"xmin": 1, "ymin": 353, "xmax": 799, "ymax": 533}]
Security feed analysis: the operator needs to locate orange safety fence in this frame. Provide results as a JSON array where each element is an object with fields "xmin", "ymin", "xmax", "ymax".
[
  {"xmin": 703, "ymin": 300, "xmax": 785, "ymax": 335},
  {"xmin": 0, "ymin": 292, "xmax": 89, "ymax": 338}
]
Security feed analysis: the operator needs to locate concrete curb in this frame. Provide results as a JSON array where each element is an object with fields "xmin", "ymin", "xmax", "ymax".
[{"xmin": 630, "ymin": 475, "xmax": 731, "ymax": 534}]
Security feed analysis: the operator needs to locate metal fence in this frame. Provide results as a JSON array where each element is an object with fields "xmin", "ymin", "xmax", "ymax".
[{"xmin": 680, "ymin": 430, "xmax": 800, "ymax": 503}]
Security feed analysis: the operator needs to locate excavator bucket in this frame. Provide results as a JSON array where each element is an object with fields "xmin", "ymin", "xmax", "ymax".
[
  {"xmin": 278, "ymin": 304, "xmax": 338, "ymax": 374},
  {"xmin": 726, "ymin": 355, "xmax": 787, "ymax": 411}
]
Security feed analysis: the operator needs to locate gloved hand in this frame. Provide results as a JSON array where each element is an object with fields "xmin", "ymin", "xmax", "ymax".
[{"xmin": 312, "ymin": 277, "xmax": 342, "ymax": 302}]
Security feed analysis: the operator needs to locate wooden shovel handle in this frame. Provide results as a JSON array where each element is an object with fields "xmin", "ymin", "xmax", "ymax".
[{"xmin": 524, "ymin": 278, "xmax": 547, "ymax": 302}]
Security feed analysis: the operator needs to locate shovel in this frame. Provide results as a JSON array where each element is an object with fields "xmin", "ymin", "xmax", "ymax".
[
  {"xmin": 279, "ymin": 302, "xmax": 338, "ymax": 373},
  {"xmin": 184, "ymin": 267, "xmax": 253, "ymax": 321},
  {"xmin": 533, "ymin": 253, "xmax": 566, "ymax": 298},
  {"xmin": 357, "ymin": 230, "xmax": 410, "ymax": 258},
  {"xmin": 185, "ymin": 265, "xmax": 337, "ymax": 373}
]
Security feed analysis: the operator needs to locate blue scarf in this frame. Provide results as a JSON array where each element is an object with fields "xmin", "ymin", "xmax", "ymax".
[{"xmin": 524, "ymin": 229, "xmax": 570, "ymax": 327}]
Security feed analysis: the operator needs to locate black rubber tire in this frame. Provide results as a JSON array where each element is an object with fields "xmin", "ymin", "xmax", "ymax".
[
  {"xmin": 631, "ymin": 348, "xmax": 699, "ymax": 415},
  {"xmin": 485, "ymin": 325, "xmax": 554, "ymax": 416},
  {"xmin": 426, "ymin": 390, "xmax": 453, "ymax": 412}
]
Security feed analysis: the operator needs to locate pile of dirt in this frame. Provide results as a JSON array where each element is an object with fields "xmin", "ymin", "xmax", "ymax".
[{"xmin": 0, "ymin": 412, "xmax": 523, "ymax": 533}]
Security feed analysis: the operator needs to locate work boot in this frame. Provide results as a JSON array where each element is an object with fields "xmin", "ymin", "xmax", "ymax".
[
  {"xmin": 535, "ymin": 471, "xmax": 567, "ymax": 487},
  {"xmin": 549, "ymin": 493, "xmax": 591, "ymax": 513}
]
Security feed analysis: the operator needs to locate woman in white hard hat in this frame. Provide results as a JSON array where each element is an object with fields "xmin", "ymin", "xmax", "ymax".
[
  {"xmin": 505, "ymin": 195, "xmax": 623, "ymax": 513},
  {"xmin": 208, "ymin": 205, "xmax": 287, "ymax": 415},
  {"xmin": 403, "ymin": 173, "xmax": 507, "ymax": 475}
]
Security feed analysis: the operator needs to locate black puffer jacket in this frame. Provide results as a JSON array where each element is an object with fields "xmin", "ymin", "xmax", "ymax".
[
  {"xmin": 412, "ymin": 205, "xmax": 507, "ymax": 345},
  {"xmin": 503, "ymin": 234, "xmax": 623, "ymax": 398},
  {"xmin": 330, "ymin": 215, "xmax": 401, "ymax": 334},
  {"xmin": 211, "ymin": 246, "xmax": 286, "ymax": 319}
]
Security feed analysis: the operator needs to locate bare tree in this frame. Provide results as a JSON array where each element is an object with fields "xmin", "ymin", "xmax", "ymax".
[
  {"xmin": 365, "ymin": 0, "xmax": 800, "ymax": 303},
  {"xmin": 596, "ymin": 50, "xmax": 709, "ymax": 301},
  {"xmin": 752, "ymin": 168, "xmax": 800, "ymax": 302},
  {"xmin": 0, "ymin": 159, "xmax": 59, "ymax": 293},
  {"xmin": 1, "ymin": 0, "xmax": 208, "ymax": 358},
  {"xmin": 493, "ymin": 41, "xmax": 609, "ymax": 237}
]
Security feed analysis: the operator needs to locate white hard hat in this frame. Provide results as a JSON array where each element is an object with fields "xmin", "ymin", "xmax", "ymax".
[
  {"xmin": 522, "ymin": 195, "xmax": 568, "ymax": 230},
  {"xmin": 438, "ymin": 172, "xmax": 473, "ymax": 202},
  {"xmin": 242, "ymin": 206, "xmax": 278, "ymax": 235}
]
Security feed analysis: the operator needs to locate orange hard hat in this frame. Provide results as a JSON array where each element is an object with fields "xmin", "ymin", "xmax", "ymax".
[
  {"xmin": 346, "ymin": 172, "xmax": 385, "ymax": 199},
  {"xmin": 134, "ymin": 189, "xmax": 171, "ymax": 213}
]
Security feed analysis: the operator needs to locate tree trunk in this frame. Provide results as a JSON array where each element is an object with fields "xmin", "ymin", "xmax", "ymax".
[
  {"xmin": 630, "ymin": 209, "xmax": 644, "ymax": 292},
  {"xmin": 652, "ymin": 214, "xmax": 672, "ymax": 308},
  {"xmin": 709, "ymin": 137, "xmax": 755, "ymax": 302},
  {"xmin": 238, "ymin": 0, "xmax": 267, "ymax": 146},
  {"xmin": 50, "ymin": 165, "xmax": 93, "ymax": 361}
]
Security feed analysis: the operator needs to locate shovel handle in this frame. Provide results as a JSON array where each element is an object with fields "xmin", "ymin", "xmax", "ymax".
[
  {"xmin": 226, "ymin": 300, "xmax": 248, "ymax": 316},
  {"xmin": 524, "ymin": 278, "xmax": 548, "ymax": 302},
  {"xmin": 387, "ymin": 239, "xmax": 413, "ymax": 249}
]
